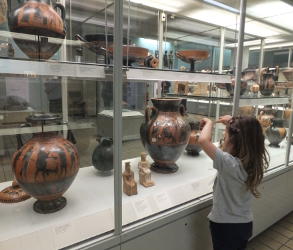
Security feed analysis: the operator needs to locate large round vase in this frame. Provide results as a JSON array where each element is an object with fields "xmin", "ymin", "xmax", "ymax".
[
  {"xmin": 8, "ymin": 0, "xmax": 66, "ymax": 59},
  {"xmin": 265, "ymin": 118, "xmax": 287, "ymax": 147},
  {"xmin": 225, "ymin": 77, "xmax": 248, "ymax": 97},
  {"xmin": 12, "ymin": 114, "xmax": 80, "ymax": 214},
  {"xmin": 140, "ymin": 98, "xmax": 191, "ymax": 174},
  {"xmin": 185, "ymin": 121, "xmax": 202, "ymax": 156},
  {"xmin": 92, "ymin": 137, "xmax": 113, "ymax": 172}
]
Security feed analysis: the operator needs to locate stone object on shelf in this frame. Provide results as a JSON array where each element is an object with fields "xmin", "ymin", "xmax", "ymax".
[
  {"xmin": 123, "ymin": 162, "xmax": 137, "ymax": 196},
  {"xmin": 0, "ymin": 0, "xmax": 7, "ymax": 25},
  {"xmin": 282, "ymin": 68, "xmax": 293, "ymax": 82},
  {"xmin": 11, "ymin": 114, "xmax": 80, "ymax": 214},
  {"xmin": 185, "ymin": 121, "xmax": 202, "ymax": 156},
  {"xmin": 8, "ymin": 0, "xmax": 66, "ymax": 60},
  {"xmin": 137, "ymin": 152, "xmax": 154, "ymax": 188},
  {"xmin": 193, "ymin": 82, "xmax": 208, "ymax": 96},
  {"xmin": 92, "ymin": 137, "xmax": 113, "ymax": 172},
  {"xmin": 265, "ymin": 118, "xmax": 286, "ymax": 148},
  {"xmin": 140, "ymin": 98, "xmax": 191, "ymax": 174}
]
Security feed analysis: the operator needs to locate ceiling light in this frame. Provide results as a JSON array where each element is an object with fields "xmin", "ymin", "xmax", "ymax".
[{"xmin": 204, "ymin": 0, "xmax": 239, "ymax": 13}]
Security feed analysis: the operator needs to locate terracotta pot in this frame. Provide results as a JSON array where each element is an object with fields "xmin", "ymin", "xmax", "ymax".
[
  {"xmin": 144, "ymin": 54, "xmax": 159, "ymax": 68},
  {"xmin": 285, "ymin": 108, "xmax": 292, "ymax": 121},
  {"xmin": 140, "ymin": 98, "xmax": 191, "ymax": 173},
  {"xmin": 257, "ymin": 108, "xmax": 275, "ymax": 133},
  {"xmin": 265, "ymin": 118, "xmax": 287, "ymax": 147},
  {"xmin": 12, "ymin": 114, "xmax": 80, "ymax": 213},
  {"xmin": 259, "ymin": 66, "xmax": 278, "ymax": 96},
  {"xmin": 185, "ymin": 121, "xmax": 202, "ymax": 156},
  {"xmin": 239, "ymin": 106, "xmax": 255, "ymax": 116},
  {"xmin": 76, "ymin": 34, "xmax": 130, "ymax": 60},
  {"xmin": 175, "ymin": 50, "xmax": 210, "ymax": 72},
  {"xmin": 92, "ymin": 137, "xmax": 113, "ymax": 172},
  {"xmin": 8, "ymin": 0, "xmax": 66, "ymax": 59},
  {"xmin": 0, "ymin": 0, "xmax": 7, "ymax": 25}
]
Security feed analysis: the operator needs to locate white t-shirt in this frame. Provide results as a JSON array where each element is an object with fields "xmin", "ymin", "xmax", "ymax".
[{"xmin": 208, "ymin": 148, "xmax": 253, "ymax": 223}]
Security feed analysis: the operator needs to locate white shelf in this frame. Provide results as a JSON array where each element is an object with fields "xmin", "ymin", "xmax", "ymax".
[
  {"xmin": 239, "ymin": 96, "xmax": 291, "ymax": 106},
  {"xmin": 0, "ymin": 59, "xmax": 105, "ymax": 79},
  {"xmin": 0, "ymin": 139, "xmax": 289, "ymax": 249},
  {"xmin": 126, "ymin": 68, "xmax": 231, "ymax": 83},
  {"xmin": 0, "ymin": 122, "xmax": 95, "ymax": 136}
]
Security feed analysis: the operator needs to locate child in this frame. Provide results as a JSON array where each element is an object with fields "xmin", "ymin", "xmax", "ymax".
[{"xmin": 198, "ymin": 115, "xmax": 270, "ymax": 250}]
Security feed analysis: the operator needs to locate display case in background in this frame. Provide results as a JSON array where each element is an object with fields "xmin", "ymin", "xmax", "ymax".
[{"xmin": 0, "ymin": 0, "xmax": 293, "ymax": 250}]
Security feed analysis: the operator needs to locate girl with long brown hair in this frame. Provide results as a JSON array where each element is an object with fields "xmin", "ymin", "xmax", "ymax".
[{"xmin": 199, "ymin": 115, "xmax": 270, "ymax": 250}]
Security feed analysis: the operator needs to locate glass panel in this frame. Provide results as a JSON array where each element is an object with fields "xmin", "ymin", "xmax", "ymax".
[
  {"xmin": 121, "ymin": 0, "xmax": 240, "ymax": 227},
  {"xmin": 245, "ymin": 0, "xmax": 293, "ymax": 171},
  {"xmin": 0, "ymin": 0, "xmax": 114, "ymax": 248}
]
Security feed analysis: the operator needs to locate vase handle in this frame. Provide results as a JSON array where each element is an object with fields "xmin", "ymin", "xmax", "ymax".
[
  {"xmin": 179, "ymin": 104, "xmax": 186, "ymax": 117},
  {"xmin": 53, "ymin": 3, "xmax": 66, "ymax": 21},
  {"xmin": 145, "ymin": 106, "xmax": 158, "ymax": 125}
]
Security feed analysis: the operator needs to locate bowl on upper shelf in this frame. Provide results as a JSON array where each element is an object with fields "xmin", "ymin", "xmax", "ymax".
[
  {"xmin": 175, "ymin": 50, "xmax": 210, "ymax": 72},
  {"xmin": 282, "ymin": 68, "xmax": 293, "ymax": 82}
]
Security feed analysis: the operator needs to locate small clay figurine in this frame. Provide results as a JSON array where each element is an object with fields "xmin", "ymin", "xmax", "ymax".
[
  {"xmin": 168, "ymin": 50, "xmax": 174, "ymax": 69},
  {"xmin": 122, "ymin": 162, "xmax": 137, "ymax": 196},
  {"xmin": 137, "ymin": 152, "xmax": 155, "ymax": 188},
  {"xmin": 163, "ymin": 50, "xmax": 168, "ymax": 68}
]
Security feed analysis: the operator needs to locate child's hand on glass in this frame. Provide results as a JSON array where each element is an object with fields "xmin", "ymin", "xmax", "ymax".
[
  {"xmin": 200, "ymin": 118, "xmax": 212, "ymax": 130},
  {"xmin": 215, "ymin": 115, "xmax": 233, "ymax": 125}
]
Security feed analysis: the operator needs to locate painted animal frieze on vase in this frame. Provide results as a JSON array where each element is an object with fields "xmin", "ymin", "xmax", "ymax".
[{"xmin": 140, "ymin": 98, "xmax": 191, "ymax": 174}]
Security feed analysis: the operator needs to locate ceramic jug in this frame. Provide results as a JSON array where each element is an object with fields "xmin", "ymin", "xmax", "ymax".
[
  {"xmin": 265, "ymin": 118, "xmax": 287, "ymax": 147},
  {"xmin": 92, "ymin": 137, "xmax": 113, "ymax": 172}
]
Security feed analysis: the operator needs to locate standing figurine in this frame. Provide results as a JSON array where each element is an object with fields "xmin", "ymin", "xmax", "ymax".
[
  {"xmin": 163, "ymin": 50, "xmax": 168, "ymax": 68},
  {"xmin": 137, "ymin": 152, "xmax": 155, "ymax": 187},
  {"xmin": 122, "ymin": 162, "xmax": 137, "ymax": 196},
  {"xmin": 168, "ymin": 50, "xmax": 174, "ymax": 69}
]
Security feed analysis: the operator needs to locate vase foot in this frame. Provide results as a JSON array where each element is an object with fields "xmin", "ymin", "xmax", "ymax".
[
  {"xmin": 33, "ymin": 196, "xmax": 67, "ymax": 214},
  {"xmin": 186, "ymin": 151, "xmax": 200, "ymax": 156},
  {"xmin": 268, "ymin": 144, "xmax": 280, "ymax": 148},
  {"xmin": 0, "ymin": 185, "xmax": 31, "ymax": 203},
  {"xmin": 151, "ymin": 162, "xmax": 178, "ymax": 174}
]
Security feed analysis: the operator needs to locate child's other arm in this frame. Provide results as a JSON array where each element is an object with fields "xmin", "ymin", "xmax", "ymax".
[{"xmin": 198, "ymin": 118, "xmax": 217, "ymax": 160}]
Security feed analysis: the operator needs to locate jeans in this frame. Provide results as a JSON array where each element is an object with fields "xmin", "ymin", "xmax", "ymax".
[{"xmin": 209, "ymin": 220, "xmax": 253, "ymax": 250}]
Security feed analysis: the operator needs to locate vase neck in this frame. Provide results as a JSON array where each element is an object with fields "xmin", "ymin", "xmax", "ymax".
[
  {"xmin": 24, "ymin": 0, "xmax": 51, "ymax": 5},
  {"xmin": 152, "ymin": 99, "xmax": 181, "ymax": 112}
]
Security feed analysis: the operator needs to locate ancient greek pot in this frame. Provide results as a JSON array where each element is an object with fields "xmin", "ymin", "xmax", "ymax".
[
  {"xmin": 12, "ymin": 114, "xmax": 80, "ymax": 214},
  {"xmin": 140, "ymin": 98, "xmax": 191, "ymax": 173},
  {"xmin": 175, "ymin": 50, "xmax": 210, "ymax": 72},
  {"xmin": 259, "ymin": 66, "xmax": 278, "ymax": 96},
  {"xmin": 8, "ymin": 0, "xmax": 66, "ymax": 59},
  {"xmin": 265, "ymin": 118, "xmax": 287, "ymax": 147},
  {"xmin": 144, "ymin": 54, "xmax": 159, "ymax": 68},
  {"xmin": 257, "ymin": 108, "xmax": 275, "ymax": 133},
  {"xmin": 225, "ymin": 77, "xmax": 248, "ymax": 97},
  {"xmin": 92, "ymin": 137, "xmax": 113, "ymax": 172},
  {"xmin": 185, "ymin": 121, "xmax": 202, "ymax": 156}
]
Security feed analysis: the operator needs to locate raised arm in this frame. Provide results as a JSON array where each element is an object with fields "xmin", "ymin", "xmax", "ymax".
[{"xmin": 198, "ymin": 118, "xmax": 217, "ymax": 160}]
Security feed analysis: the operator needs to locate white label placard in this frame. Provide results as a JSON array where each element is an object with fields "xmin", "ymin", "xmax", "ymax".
[
  {"xmin": 154, "ymin": 192, "xmax": 172, "ymax": 211},
  {"xmin": 132, "ymin": 198, "xmax": 152, "ymax": 219},
  {"xmin": 76, "ymin": 65, "xmax": 105, "ymax": 78}
]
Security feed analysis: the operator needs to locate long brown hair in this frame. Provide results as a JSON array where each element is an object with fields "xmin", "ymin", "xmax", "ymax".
[{"xmin": 224, "ymin": 115, "xmax": 270, "ymax": 198}]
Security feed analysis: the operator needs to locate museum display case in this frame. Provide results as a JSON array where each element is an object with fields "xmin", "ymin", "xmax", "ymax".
[{"xmin": 0, "ymin": 0, "xmax": 293, "ymax": 249}]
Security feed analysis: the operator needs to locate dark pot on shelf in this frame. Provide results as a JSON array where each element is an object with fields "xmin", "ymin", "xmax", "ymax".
[
  {"xmin": 8, "ymin": 0, "xmax": 66, "ymax": 60},
  {"xmin": 265, "ymin": 118, "xmax": 287, "ymax": 147},
  {"xmin": 12, "ymin": 114, "xmax": 80, "ymax": 214},
  {"xmin": 143, "ymin": 54, "xmax": 159, "ymax": 68},
  {"xmin": 140, "ymin": 98, "xmax": 191, "ymax": 174},
  {"xmin": 185, "ymin": 121, "xmax": 202, "ymax": 156},
  {"xmin": 92, "ymin": 137, "xmax": 113, "ymax": 172},
  {"xmin": 259, "ymin": 66, "xmax": 278, "ymax": 96},
  {"xmin": 225, "ymin": 77, "xmax": 248, "ymax": 97}
]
